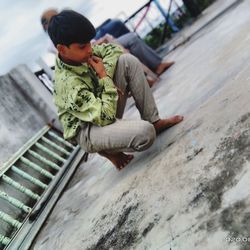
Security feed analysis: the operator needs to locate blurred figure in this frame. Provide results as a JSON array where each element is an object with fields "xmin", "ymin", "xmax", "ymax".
[
  {"xmin": 95, "ymin": 18, "xmax": 130, "ymax": 39},
  {"xmin": 40, "ymin": 9, "xmax": 175, "ymax": 86},
  {"xmin": 41, "ymin": 8, "xmax": 58, "ymax": 54},
  {"xmin": 47, "ymin": 10, "xmax": 184, "ymax": 170},
  {"xmin": 93, "ymin": 33, "xmax": 174, "ymax": 77}
]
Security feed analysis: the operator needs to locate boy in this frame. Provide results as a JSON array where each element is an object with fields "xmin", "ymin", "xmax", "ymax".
[
  {"xmin": 48, "ymin": 10, "xmax": 183, "ymax": 170},
  {"xmin": 41, "ymin": 9, "xmax": 175, "ymax": 85}
]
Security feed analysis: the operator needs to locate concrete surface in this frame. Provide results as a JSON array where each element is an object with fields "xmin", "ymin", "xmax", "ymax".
[
  {"xmin": 0, "ymin": 65, "xmax": 57, "ymax": 167},
  {"xmin": 32, "ymin": 0, "xmax": 250, "ymax": 249},
  {"xmin": 158, "ymin": 0, "xmax": 242, "ymax": 56}
]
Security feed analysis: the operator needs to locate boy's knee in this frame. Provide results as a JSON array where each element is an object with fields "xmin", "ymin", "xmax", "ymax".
[{"xmin": 132, "ymin": 122, "xmax": 156, "ymax": 152}]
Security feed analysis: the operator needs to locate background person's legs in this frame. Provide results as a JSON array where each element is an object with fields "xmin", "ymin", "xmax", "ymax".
[{"xmin": 116, "ymin": 33, "xmax": 162, "ymax": 72}]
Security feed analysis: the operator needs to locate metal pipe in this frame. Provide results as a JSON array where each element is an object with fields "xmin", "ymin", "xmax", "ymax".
[
  {"xmin": 41, "ymin": 137, "xmax": 71, "ymax": 156},
  {"xmin": 2, "ymin": 175, "xmax": 40, "ymax": 200},
  {"xmin": 0, "ymin": 126, "xmax": 50, "ymax": 176},
  {"xmin": 20, "ymin": 157, "xmax": 54, "ymax": 179},
  {"xmin": 152, "ymin": 0, "xmax": 179, "ymax": 32},
  {"xmin": 11, "ymin": 166, "xmax": 48, "ymax": 189},
  {"xmin": 27, "ymin": 150, "xmax": 61, "ymax": 171},
  {"xmin": 0, "ymin": 211, "xmax": 22, "ymax": 229},
  {"xmin": 29, "ymin": 146, "xmax": 80, "ymax": 221},
  {"xmin": 0, "ymin": 234, "xmax": 11, "ymax": 245},
  {"xmin": 48, "ymin": 131, "xmax": 75, "ymax": 149},
  {"xmin": 35, "ymin": 142, "xmax": 66, "ymax": 163},
  {"xmin": 0, "ymin": 191, "xmax": 31, "ymax": 213}
]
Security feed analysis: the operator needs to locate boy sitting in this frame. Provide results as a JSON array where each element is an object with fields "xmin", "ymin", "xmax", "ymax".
[{"xmin": 48, "ymin": 10, "xmax": 183, "ymax": 170}]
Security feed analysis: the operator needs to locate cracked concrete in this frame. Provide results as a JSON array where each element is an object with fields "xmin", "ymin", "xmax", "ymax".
[{"xmin": 32, "ymin": 0, "xmax": 250, "ymax": 249}]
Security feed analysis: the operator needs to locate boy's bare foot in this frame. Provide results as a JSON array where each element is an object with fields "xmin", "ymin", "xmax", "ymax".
[
  {"xmin": 155, "ymin": 61, "xmax": 175, "ymax": 75},
  {"xmin": 153, "ymin": 115, "xmax": 184, "ymax": 134},
  {"xmin": 99, "ymin": 151, "xmax": 134, "ymax": 170},
  {"xmin": 146, "ymin": 75, "xmax": 159, "ymax": 88}
]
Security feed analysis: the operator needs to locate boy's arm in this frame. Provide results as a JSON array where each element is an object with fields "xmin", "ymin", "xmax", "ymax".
[
  {"xmin": 66, "ymin": 77, "xmax": 118, "ymax": 126},
  {"xmin": 92, "ymin": 43, "xmax": 123, "ymax": 78}
]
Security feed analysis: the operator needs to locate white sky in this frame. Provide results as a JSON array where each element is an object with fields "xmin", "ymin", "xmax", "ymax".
[{"xmin": 0, "ymin": 0, "xmax": 182, "ymax": 75}]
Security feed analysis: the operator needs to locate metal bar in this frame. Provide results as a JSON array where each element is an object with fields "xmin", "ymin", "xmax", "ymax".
[
  {"xmin": 0, "ymin": 191, "xmax": 31, "ymax": 213},
  {"xmin": 20, "ymin": 157, "xmax": 54, "ymax": 179},
  {"xmin": 28, "ymin": 150, "xmax": 61, "ymax": 171},
  {"xmin": 41, "ymin": 137, "xmax": 71, "ymax": 156},
  {"xmin": 36, "ymin": 57, "xmax": 54, "ymax": 80},
  {"xmin": 2, "ymin": 175, "xmax": 40, "ymax": 200},
  {"xmin": 0, "ymin": 126, "xmax": 50, "ymax": 176},
  {"xmin": 0, "ymin": 234, "xmax": 11, "ymax": 246},
  {"xmin": 11, "ymin": 146, "xmax": 83, "ymax": 250},
  {"xmin": 35, "ymin": 142, "xmax": 66, "ymax": 163},
  {"xmin": 0, "ymin": 211, "xmax": 22, "ymax": 229},
  {"xmin": 152, "ymin": 0, "xmax": 179, "ymax": 32},
  {"xmin": 0, "ymin": 127, "xmax": 83, "ymax": 249},
  {"xmin": 134, "ymin": 2, "xmax": 151, "ymax": 31},
  {"xmin": 11, "ymin": 166, "xmax": 48, "ymax": 190},
  {"xmin": 48, "ymin": 131, "xmax": 75, "ymax": 149},
  {"xmin": 124, "ymin": 0, "xmax": 152, "ymax": 23},
  {"xmin": 28, "ymin": 146, "xmax": 81, "ymax": 222}
]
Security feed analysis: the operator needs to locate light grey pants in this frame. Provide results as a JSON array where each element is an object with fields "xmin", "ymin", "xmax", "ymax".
[
  {"xmin": 76, "ymin": 54, "xmax": 160, "ymax": 153},
  {"xmin": 116, "ymin": 32, "xmax": 162, "ymax": 71}
]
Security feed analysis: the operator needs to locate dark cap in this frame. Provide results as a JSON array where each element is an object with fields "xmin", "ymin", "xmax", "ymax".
[{"xmin": 48, "ymin": 10, "xmax": 96, "ymax": 47}]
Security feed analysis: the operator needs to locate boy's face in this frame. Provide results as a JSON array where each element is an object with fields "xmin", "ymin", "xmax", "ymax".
[{"xmin": 58, "ymin": 43, "xmax": 92, "ymax": 64}]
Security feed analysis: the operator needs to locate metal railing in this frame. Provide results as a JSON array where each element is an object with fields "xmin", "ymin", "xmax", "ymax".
[{"xmin": 0, "ymin": 125, "xmax": 84, "ymax": 249}]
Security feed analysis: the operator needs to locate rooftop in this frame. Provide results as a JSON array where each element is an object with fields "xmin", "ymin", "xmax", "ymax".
[{"xmin": 30, "ymin": 0, "xmax": 250, "ymax": 249}]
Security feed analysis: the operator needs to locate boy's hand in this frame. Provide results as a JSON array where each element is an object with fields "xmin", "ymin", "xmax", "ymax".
[
  {"xmin": 115, "ymin": 86, "xmax": 124, "ymax": 97},
  {"xmin": 88, "ymin": 56, "xmax": 124, "ymax": 97},
  {"xmin": 88, "ymin": 56, "xmax": 107, "ymax": 78}
]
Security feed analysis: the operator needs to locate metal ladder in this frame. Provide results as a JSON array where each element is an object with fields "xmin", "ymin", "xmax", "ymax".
[{"xmin": 0, "ymin": 125, "xmax": 84, "ymax": 250}]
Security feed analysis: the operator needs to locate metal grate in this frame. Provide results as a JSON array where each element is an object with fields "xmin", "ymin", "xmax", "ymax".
[{"xmin": 0, "ymin": 125, "xmax": 84, "ymax": 249}]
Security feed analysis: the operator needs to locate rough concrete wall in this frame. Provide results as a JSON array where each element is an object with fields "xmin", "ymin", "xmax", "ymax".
[{"xmin": 0, "ymin": 65, "xmax": 57, "ymax": 167}]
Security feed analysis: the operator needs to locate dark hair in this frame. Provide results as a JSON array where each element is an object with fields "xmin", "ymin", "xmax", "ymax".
[{"xmin": 48, "ymin": 10, "xmax": 96, "ymax": 47}]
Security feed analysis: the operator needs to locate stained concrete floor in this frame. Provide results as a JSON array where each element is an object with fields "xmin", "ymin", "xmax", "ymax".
[{"xmin": 32, "ymin": 0, "xmax": 250, "ymax": 249}]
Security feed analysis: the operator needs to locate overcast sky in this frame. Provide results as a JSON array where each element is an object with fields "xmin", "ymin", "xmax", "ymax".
[
  {"xmin": 0, "ymin": 0, "xmax": 185, "ymax": 75},
  {"xmin": 0, "ymin": 0, "xmax": 150, "ymax": 75}
]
